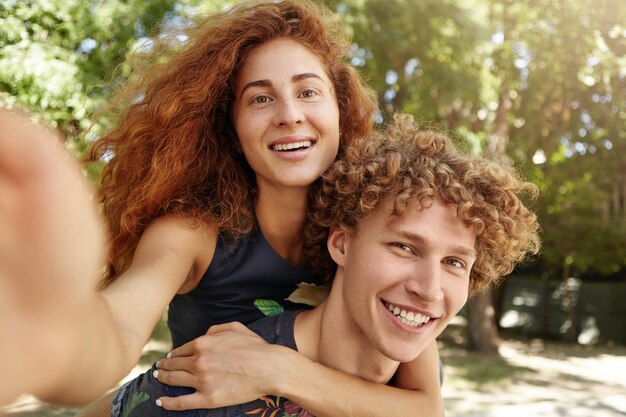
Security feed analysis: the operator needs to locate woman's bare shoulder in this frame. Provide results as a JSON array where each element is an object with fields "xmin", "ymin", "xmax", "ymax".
[{"xmin": 139, "ymin": 214, "xmax": 218, "ymax": 292}]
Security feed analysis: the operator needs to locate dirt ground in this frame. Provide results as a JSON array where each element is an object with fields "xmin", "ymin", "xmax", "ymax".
[
  {"xmin": 3, "ymin": 331, "xmax": 626, "ymax": 417},
  {"xmin": 441, "ymin": 335, "xmax": 626, "ymax": 417}
]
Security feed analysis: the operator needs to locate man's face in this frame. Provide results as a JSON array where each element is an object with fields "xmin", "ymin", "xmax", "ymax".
[{"xmin": 329, "ymin": 197, "xmax": 476, "ymax": 362}]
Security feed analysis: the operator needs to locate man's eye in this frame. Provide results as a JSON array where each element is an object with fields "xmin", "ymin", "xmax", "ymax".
[
  {"xmin": 392, "ymin": 243, "xmax": 413, "ymax": 253},
  {"xmin": 445, "ymin": 258, "xmax": 465, "ymax": 268}
]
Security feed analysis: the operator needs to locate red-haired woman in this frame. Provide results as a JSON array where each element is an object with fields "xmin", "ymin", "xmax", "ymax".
[{"xmin": 75, "ymin": 1, "xmax": 444, "ymax": 416}]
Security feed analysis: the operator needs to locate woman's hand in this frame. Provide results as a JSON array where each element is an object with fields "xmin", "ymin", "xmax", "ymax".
[
  {"xmin": 0, "ymin": 107, "xmax": 107, "ymax": 405},
  {"xmin": 153, "ymin": 321, "xmax": 290, "ymax": 410},
  {"xmin": 154, "ymin": 319, "xmax": 444, "ymax": 417},
  {"xmin": 0, "ymin": 108, "xmax": 104, "ymax": 305}
]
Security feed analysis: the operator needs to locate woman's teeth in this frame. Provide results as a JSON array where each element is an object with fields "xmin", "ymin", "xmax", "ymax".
[
  {"xmin": 271, "ymin": 140, "xmax": 312, "ymax": 151},
  {"xmin": 384, "ymin": 302, "xmax": 431, "ymax": 327}
]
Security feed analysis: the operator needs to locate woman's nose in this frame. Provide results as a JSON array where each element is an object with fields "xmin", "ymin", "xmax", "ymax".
[{"xmin": 273, "ymin": 97, "xmax": 304, "ymax": 127}]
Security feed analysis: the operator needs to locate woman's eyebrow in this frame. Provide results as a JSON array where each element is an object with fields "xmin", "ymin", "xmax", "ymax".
[
  {"xmin": 239, "ymin": 73, "xmax": 327, "ymax": 99},
  {"xmin": 292, "ymin": 72, "xmax": 324, "ymax": 83},
  {"xmin": 239, "ymin": 79, "xmax": 272, "ymax": 99}
]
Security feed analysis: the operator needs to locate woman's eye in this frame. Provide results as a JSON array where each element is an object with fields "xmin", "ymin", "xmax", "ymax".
[
  {"xmin": 252, "ymin": 95, "xmax": 271, "ymax": 104},
  {"xmin": 300, "ymin": 89, "xmax": 318, "ymax": 98}
]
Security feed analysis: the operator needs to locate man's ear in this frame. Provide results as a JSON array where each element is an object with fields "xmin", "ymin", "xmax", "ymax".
[{"xmin": 327, "ymin": 227, "xmax": 350, "ymax": 266}]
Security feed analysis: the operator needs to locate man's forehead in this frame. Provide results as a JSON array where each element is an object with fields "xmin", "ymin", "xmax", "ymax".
[{"xmin": 377, "ymin": 198, "xmax": 476, "ymax": 249}]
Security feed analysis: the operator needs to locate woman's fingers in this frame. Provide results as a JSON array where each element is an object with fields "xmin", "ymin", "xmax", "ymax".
[
  {"xmin": 153, "ymin": 368, "xmax": 196, "ymax": 388},
  {"xmin": 165, "ymin": 322, "xmax": 256, "ymax": 361},
  {"xmin": 156, "ymin": 354, "xmax": 193, "ymax": 371},
  {"xmin": 152, "ymin": 324, "xmax": 278, "ymax": 410},
  {"xmin": 156, "ymin": 391, "xmax": 216, "ymax": 411},
  {"xmin": 166, "ymin": 342, "xmax": 195, "ymax": 358}
]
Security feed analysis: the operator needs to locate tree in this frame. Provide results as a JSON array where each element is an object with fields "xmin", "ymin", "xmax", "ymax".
[
  {"xmin": 508, "ymin": 0, "xmax": 626, "ymax": 279},
  {"xmin": 328, "ymin": 0, "xmax": 488, "ymax": 126},
  {"xmin": 3, "ymin": 0, "xmax": 625, "ymax": 351},
  {"xmin": 330, "ymin": 0, "xmax": 626, "ymax": 352},
  {"xmin": 331, "ymin": 0, "xmax": 503, "ymax": 353},
  {"xmin": 0, "ymin": 0, "xmax": 229, "ymax": 146}
]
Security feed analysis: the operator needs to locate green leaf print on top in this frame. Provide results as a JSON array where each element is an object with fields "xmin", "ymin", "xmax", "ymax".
[
  {"xmin": 254, "ymin": 282, "xmax": 330, "ymax": 317},
  {"xmin": 123, "ymin": 391, "xmax": 150, "ymax": 417},
  {"xmin": 243, "ymin": 395, "xmax": 314, "ymax": 417},
  {"xmin": 254, "ymin": 299, "xmax": 284, "ymax": 316}
]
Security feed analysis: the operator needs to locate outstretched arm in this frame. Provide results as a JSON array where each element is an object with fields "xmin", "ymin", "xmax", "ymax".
[
  {"xmin": 155, "ymin": 323, "xmax": 444, "ymax": 417},
  {"xmin": 0, "ymin": 108, "xmax": 218, "ymax": 406},
  {"xmin": 0, "ymin": 107, "xmax": 108, "ymax": 405}
]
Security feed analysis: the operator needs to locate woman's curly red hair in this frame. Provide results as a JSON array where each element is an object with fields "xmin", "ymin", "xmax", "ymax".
[
  {"xmin": 305, "ymin": 114, "xmax": 541, "ymax": 292},
  {"xmin": 86, "ymin": 0, "xmax": 377, "ymax": 285}
]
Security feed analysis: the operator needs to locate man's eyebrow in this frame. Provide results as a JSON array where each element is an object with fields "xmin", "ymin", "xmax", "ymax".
[
  {"xmin": 450, "ymin": 245, "xmax": 477, "ymax": 259},
  {"xmin": 397, "ymin": 230, "xmax": 477, "ymax": 259}
]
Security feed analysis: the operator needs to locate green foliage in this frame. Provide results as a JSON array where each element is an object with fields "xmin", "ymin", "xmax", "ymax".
[
  {"xmin": 0, "ymin": 0, "xmax": 198, "ymax": 146},
  {"xmin": 2, "ymin": 0, "xmax": 625, "ymax": 279},
  {"xmin": 532, "ymin": 149, "xmax": 626, "ymax": 277},
  {"xmin": 337, "ymin": 0, "xmax": 489, "ymax": 125},
  {"xmin": 506, "ymin": 0, "xmax": 626, "ymax": 278},
  {"xmin": 334, "ymin": 0, "xmax": 626, "ymax": 279}
]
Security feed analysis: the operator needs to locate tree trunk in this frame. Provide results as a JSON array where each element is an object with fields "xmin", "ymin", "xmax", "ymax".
[
  {"xmin": 465, "ymin": 82, "xmax": 513, "ymax": 355},
  {"xmin": 466, "ymin": 291, "xmax": 500, "ymax": 354}
]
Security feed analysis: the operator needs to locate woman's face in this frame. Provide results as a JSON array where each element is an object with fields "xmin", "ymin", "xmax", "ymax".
[{"xmin": 232, "ymin": 38, "xmax": 340, "ymax": 191}]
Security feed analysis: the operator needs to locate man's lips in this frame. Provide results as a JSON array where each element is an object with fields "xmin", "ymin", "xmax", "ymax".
[{"xmin": 383, "ymin": 300, "xmax": 434, "ymax": 327}]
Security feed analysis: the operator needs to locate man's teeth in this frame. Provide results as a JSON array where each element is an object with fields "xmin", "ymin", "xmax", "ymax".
[
  {"xmin": 272, "ymin": 140, "xmax": 312, "ymax": 151},
  {"xmin": 385, "ymin": 302, "xmax": 431, "ymax": 327}
]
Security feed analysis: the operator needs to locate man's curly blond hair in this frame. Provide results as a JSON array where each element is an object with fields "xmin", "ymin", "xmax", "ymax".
[{"xmin": 304, "ymin": 114, "xmax": 541, "ymax": 293}]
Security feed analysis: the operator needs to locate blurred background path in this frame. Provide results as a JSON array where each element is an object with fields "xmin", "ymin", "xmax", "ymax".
[
  {"xmin": 442, "ymin": 333, "xmax": 626, "ymax": 417},
  {"xmin": 4, "ymin": 321, "xmax": 626, "ymax": 417}
]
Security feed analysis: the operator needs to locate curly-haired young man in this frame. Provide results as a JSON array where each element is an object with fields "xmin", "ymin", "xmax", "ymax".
[{"xmin": 115, "ymin": 114, "xmax": 540, "ymax": 417}]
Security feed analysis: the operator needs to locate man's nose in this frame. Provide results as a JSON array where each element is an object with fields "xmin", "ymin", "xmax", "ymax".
[{"xmin": 406, "ymin": 260, "xmax": 444, "ymax": 302}]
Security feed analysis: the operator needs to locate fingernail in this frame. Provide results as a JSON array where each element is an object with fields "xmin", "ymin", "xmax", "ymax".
[
  {"xmin": 156, "ymin": 399, "xmax": 162, "ymax": 407},
  {"xmin": 155, "ymin": 360, "xmax": 160, "ymax": 369},
  {"xmin": 166, "ymin": 352, "xmax": 172, "ymax": 359},
  {"xmin": 152, "ymin": 370, "xmax": 159, "ymax": 379}
]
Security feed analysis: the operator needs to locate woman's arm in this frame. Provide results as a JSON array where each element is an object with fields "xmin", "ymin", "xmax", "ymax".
[
  {"xmin": 50, "ymin": 214, "xmax": 217, "ymax": 405},
  {"xmin": 276, "ymin": 342, "xmax": 444, "ymax": 417},
  {"xmin": 0, "ymin": 108, "xmax": 217, "ymax": 406},
  {"xmin": 0, "ymin": 107, "xmax": 106, "ymax": 405},
  {"xmin": 154, "ymin": 324, "xmax": 444, "ymax": 417}
]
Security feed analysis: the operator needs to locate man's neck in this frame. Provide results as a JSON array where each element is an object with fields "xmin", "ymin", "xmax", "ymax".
[{"xmin": 294, "ymin": 282, "xmax": 400, "ymax": 384}]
